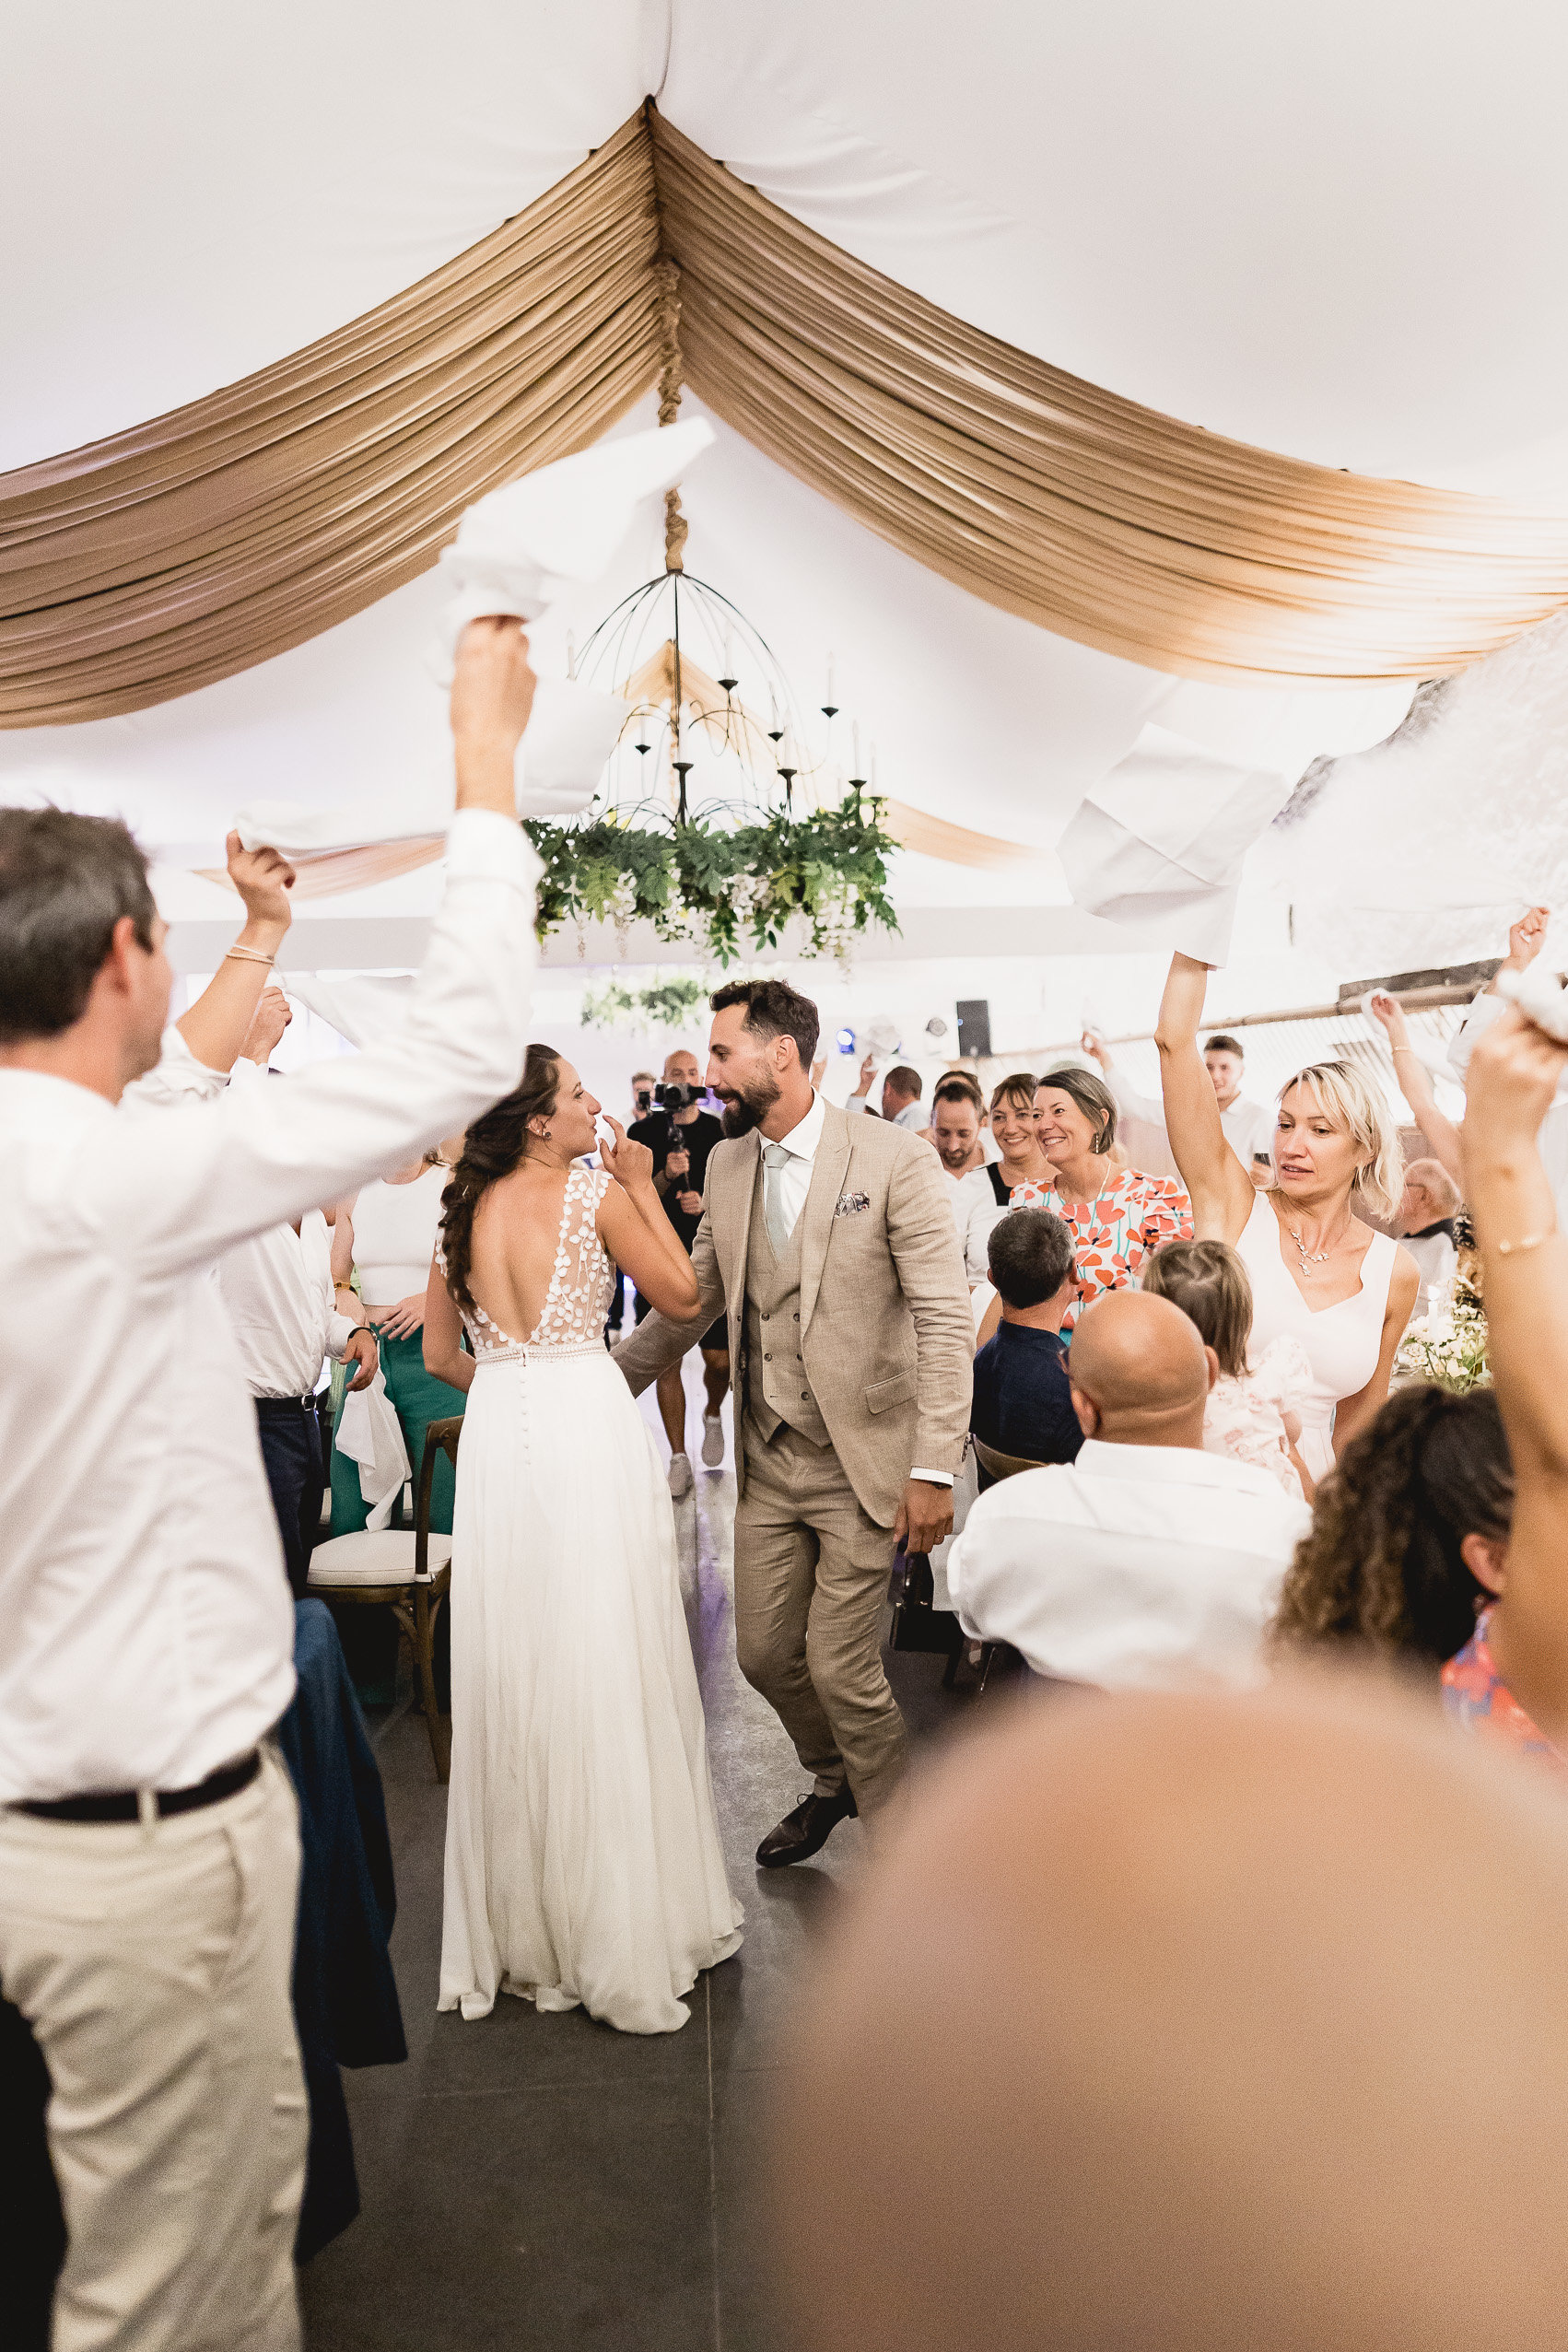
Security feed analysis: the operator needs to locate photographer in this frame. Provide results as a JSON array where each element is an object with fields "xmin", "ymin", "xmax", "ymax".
[{"xmin": 629, "ymin": 1048, "xmax": 730, "ymax": 1494}]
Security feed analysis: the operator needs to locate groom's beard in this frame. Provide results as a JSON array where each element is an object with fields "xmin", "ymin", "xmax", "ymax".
[{"xmin": 714, "ymin": 1070, "xmax": 778, "ymax": 1137}]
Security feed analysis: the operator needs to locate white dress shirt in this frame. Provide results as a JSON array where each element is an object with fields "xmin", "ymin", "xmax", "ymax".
[
  {"xmin": 764, "ymin": 1092, "xmax": 952, "ymax": 1488},
  {"xmin": 1106, "ymin": 1070, "xmax": 1276, "ymax": 1174},
  {"xmin": 947, "ymin": 1438, "xmax": 1310, "ymax": 1690},
  {"xmin": 0, "ymin": 810, "xmax": 536, "ymax": 1803},
  {"xmin": 217, "ymin": 1211, "xmax": 357, "ymax": 1399},
  {"xmin": 844, "ymin": 1093, "xmax": 929, "ymax": 1131},
  {"xmin": 943, "ymin": 1162, "xmax": 1003, "ymax": 1282}
]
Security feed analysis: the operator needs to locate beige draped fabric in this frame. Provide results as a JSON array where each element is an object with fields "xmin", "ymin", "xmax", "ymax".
[
  {"xmin": 6, "ymin": 101, "xmax": 1568, "ymax": 725},
  {"xmin": 0, "ymin": 116, "xmax": 660, "ymax": 724},
  {"xmin": 650, "ymin": 113, "xmax": 1568, "ymax": 687}
]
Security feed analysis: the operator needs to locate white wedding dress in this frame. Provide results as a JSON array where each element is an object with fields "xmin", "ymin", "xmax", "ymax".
[{"xmin": 438, "ymin": 1161, "xmax": 743, "ymax": 2034}]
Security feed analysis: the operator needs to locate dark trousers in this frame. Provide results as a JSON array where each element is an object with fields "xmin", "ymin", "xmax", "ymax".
[{"xmin": 256, "ymin": 1397, "xmax": 326, "ymax": 1598}]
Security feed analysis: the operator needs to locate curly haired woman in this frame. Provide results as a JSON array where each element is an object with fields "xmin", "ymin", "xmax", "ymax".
[{"xmin": 1271, "ymin": 1386, "xmax": 1513, "ymax": 1668}]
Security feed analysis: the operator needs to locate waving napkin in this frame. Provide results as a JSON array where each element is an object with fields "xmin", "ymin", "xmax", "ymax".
[
  {"xmin": 334, "ymin": 1368, "xmax": 412, "ymax": 1532},
  {"xmin": 1058, "ymin": 725, "xmax": 1294, "ymax": 965},
  {"xmin": 427, "ymin": 416, "xmax": 715, "ymax": 673}
]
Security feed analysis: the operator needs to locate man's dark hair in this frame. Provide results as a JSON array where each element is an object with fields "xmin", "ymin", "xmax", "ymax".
[
  {"xmin": 1204, "ymin": 1034, "xmax": 1245, "ymax": 1059},
  {"xmin": 988, "ymin": 1208, "xmax": 1076, "ymax": 1309},
  {"xmin": 709, "ymin": 977, "xmax": 819, "ymax": 1070},
  {"xmin": 0, "ymin": 807, "xmax": 158, "ymax": 1045},
  {"xmin": 883, "ymin": 1065, "xmax": 922, "ymax": 1102},
  {"xmin": 932, "ymin": 1071, "xmax": 984, "ymax": 1114}
]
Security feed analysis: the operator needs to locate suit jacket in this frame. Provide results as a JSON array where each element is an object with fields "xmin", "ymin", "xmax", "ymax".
[{"xmin": 613, "ymin": 1097, "xmax": 973, "ymax": 1526}]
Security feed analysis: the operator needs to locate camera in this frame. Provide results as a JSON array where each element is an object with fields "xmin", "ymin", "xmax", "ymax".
[{"xmin": 654, "ymin": 1081, "xmax": 705, "ymax": 1110}]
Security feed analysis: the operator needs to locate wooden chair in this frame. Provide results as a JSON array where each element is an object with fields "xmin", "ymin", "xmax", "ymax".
[
  {"xmin": 305, "ymin": 1415, "xmax": 462, "ymax": 1781},
  {"xmin": 943, "ymin": 1434, "xmax": 1047, "ymax": 1691}
]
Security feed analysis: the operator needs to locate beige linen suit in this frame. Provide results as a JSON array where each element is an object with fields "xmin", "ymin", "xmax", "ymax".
[{"xmin": 614, "ymin": 1098, "xmax": 972, "ymax": 1812}]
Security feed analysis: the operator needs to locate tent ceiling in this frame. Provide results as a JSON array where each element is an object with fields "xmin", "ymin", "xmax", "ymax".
[{"xmin": 6, "ymin": 2, "xmax": 1567, "ymax": 976}]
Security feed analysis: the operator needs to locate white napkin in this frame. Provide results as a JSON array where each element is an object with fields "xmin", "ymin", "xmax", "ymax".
[
  {"xmin": 1058, "ymin": 726, "xmax": 1294, "ymax": 965},
  {"xmin": 427, "ymin": 416, "xmax": 715, "ymax": 673},
  {"xmin": 334, "ymin": 1368, "xmax": 412, "ymax": 1532},
  {"xmin": 1499, "ymin": 965, "xmax": 1568, "ymax": 1043},
  {"xmin": 287, "ymin": 973, "xmax": 415, "ymax": 1050}
]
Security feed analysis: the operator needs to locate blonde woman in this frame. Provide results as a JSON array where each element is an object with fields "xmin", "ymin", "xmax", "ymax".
[{"xmin": 1156, "ymin": 951, "xmax": 1420, "ymax": 1480}]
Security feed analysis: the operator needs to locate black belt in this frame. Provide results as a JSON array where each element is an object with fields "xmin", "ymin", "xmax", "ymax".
[
  {"xmin": 12, "ymin": 1750, "xmax": 262, "ymax": 1824},
  {"xmin": 254, "ymin": 1394, "xmax": 316, "ymax": 1417}
]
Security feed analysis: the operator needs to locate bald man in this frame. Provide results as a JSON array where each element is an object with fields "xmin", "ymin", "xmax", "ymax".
[
  {"xmin": 776, "ymin": 1672, "xmax": 1568, "ymax": 2352},
  {"xmin": 947, "ymin": 1290, "xmax": 1309, "ymax": 1687}
]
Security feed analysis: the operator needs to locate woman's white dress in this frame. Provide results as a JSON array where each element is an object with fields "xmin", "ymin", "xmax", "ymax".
[
  {"xmin": 438, "ymin": 1162, "xmax": 743, "ymax": 2034},
  {"xmin": 1235, "ymin": 1190, "xmax": 1398, "ymax": 1481}
]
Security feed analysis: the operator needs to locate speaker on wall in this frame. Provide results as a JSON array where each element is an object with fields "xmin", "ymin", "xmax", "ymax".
[{"xmin": 956, "ymin": 999, "xmax": 992, "ymax": 1059}]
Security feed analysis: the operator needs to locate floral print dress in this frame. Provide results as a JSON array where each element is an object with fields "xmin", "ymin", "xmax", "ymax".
[
  {"xmin": 1442, "ymin": 1608, "xmax": 1562, "ymax": 1773},
  {"xmin": 1027, "ymin": 1167, "xmax": 1193, "ymax": 1331}
]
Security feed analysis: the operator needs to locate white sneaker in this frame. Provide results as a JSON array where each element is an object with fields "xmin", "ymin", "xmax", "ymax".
[
  {"xmin": 668, "ymin": 1451, "xmax": 694, "ymax": 1498},
  {"xmin": 700, "ymin": 1414, "xmax": 725, "ymax": 1468}
]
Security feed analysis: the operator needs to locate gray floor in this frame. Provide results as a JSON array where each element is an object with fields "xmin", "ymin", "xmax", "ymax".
[{"xmin": 299, "ymin": 1357, "xmax": 975, "ymax": 2352}]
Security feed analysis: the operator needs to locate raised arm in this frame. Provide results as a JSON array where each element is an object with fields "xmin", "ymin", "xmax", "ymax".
[
  {"xmin": 175, "ymin": 839, "xmax": 297, "ymax": 1073},
  {"xmin": 1460, "ymin": 1003, "xmax": 1568, "ymax": 1747},
  {"xmin": 597, "ymin": 1120, "xmax": 701, "ymax": 1320},
  {"xmin": 1153, "ymin": 954, "xmax": 1255, "ymax": 1241},
  {"xmin": 1082, "ymin": 1030, "xmax": 1163, "ymax": 1129},
  {"xmin": 1366, "ymin": 991, "xmax": 1464, "ymax": 1193},
  {"xmin": 85, "ymin": 619, "xmax": 540, "ymax": 1281},
  {"xmin": 611, "ymin": 1207, "xmax": 726, "ymax": 1395}
]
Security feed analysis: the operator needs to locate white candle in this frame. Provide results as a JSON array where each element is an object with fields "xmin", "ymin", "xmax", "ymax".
[{"xmin": 869, "ymin": 742, "xmax": 878, "ymax": 790}]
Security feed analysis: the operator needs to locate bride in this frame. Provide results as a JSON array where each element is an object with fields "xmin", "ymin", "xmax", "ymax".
[{"xmin": 423, "ymin": 1044, "xmax": 743, "ymax": 2034}]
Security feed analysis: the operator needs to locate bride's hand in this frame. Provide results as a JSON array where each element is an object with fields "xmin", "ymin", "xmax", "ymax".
[{"xmin": 600, "ymin": 1117, "xmax": 655, "ymax": 1191}]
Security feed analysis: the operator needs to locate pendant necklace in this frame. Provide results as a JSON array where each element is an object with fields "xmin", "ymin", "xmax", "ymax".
[{"xmin": 1289, "ymin": 1219, "xmax": 1340, "ymax": 1275}]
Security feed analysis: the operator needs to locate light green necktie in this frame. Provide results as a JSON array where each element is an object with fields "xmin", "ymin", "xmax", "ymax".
[{"xmin": 763, "ymin": 1142, "xmax": 792, "ymax": 1252}]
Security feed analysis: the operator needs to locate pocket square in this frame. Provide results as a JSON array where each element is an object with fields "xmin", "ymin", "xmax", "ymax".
[{"xmin": 835, "ymin": 1191, "xmax": 871, "ymax": 1218}]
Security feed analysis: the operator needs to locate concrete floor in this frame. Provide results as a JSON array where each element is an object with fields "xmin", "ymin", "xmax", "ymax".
[{"xmin": 299, "ymin": 1356, "xmax": 977, "ymax": 2352}]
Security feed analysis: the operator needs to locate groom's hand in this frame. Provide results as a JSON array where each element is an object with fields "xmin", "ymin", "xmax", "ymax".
[{"xmin": 894, "ymin": 1479, "xmax": 953, "ymax": 1555}]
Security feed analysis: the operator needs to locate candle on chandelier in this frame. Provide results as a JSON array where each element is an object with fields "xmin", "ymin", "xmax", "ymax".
[{"xmin": 869, "ymin": 743, "xmax": 879, "ymax": 790}]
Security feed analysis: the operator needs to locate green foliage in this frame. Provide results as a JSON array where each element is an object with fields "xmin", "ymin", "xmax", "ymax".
[
  {"xmin": 580, "ymin": 975, "xmax": 710, "ymax": 1033},
  {"xmin": 522, "ymin": 792, "xmax": 900, "ymax": 965}
]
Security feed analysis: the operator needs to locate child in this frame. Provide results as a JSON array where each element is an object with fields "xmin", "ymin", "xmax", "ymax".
[{"xmin": 1141, "ymin": 1238, "xmax": 1315, "ymax": 1500}]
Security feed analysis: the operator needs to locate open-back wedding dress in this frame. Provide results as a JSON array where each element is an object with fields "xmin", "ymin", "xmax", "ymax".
[{"xmin": 438, "ymin": 1160, "xmax": 742, "ymax": 2034}]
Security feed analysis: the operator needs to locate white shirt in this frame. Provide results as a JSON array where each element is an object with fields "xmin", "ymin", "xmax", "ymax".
[
  {"xmin": 763, "ymin": 1091, "xmax": 952, "ymax": 1487},
  {"xmin": 217, "ymin": 1211, "xmax": 357, "ymax": 1400},
  {"xmin": 1106, "ymin": 1070, "xmax": 1276, "ymax": 1174},
  {"xmin": 947, "ymin": 1438, "xmax": 1310, "ymax": 1690},
  {"xmin": 1402, "ymin": 1226, "xmax": 1458, "ymax": 1317},
  {"xmin": 0, "ymin": 810, "xmax": 536, "ymax": 1803},
  {"xmin": 942, "ymin": 1162, "xmax": 1003, "ymax": 1281},
  {"xmin": 844, "ymin": 1093, "xmax": 928, "ymax": 1131}
]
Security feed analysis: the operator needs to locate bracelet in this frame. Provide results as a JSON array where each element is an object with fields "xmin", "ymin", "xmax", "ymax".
[
  {"xmin": 1391, "ymin": 1044, "xmax": 1419, "ymax": 1056},
  {"xmin": 224, "ymin": 944, "xmax": 275, "ymax": 967},
  {"xmin": 1495, "ymin": 1231, "xmax": 1556, "ymax": 1256}
]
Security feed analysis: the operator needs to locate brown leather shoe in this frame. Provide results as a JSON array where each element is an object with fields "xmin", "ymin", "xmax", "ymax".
[{"xmin": 755, "ymin": 1785, "xmax": 858, "ymax": 1868}]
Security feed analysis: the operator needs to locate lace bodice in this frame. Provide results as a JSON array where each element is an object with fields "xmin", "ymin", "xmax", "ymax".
[{"xmin": 444, "ymin": 1161, "xmax": 614, "ymax": 1360}]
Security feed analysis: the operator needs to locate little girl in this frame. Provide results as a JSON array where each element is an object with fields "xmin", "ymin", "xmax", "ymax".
[{"xmin": 1141, "ymin": 1238, "xmax": 1315, "ymax": 1500}]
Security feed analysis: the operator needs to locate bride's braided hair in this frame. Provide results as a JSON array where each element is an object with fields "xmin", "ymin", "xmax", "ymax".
[
  {"xmin": 438, "ymin": 1043, "xmax": 561, "ymax": 1321},
  {"xmin": 1270, "ymin": 1384, "xmax": 1512, "ymax": 1670}
]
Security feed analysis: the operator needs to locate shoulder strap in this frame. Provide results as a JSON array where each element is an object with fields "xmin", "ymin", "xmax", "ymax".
[{"xmin": 987, "ymin": 1162, "xmax": 1011, "ymax": 1207}]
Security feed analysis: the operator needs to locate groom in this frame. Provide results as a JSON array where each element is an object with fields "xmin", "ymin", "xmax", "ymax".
[{"xmin": 614, "ymin": 979, "xmax": 972, "ymax": 1864}]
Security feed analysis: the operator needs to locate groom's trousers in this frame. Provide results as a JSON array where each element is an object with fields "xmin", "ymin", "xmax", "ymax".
[{"xmin": 734, "ymin": 1414, "xmax": 907, "ymax": 1815}]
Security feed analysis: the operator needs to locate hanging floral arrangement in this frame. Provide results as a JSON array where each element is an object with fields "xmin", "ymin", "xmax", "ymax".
[
  {"xmin": 580, "ymin": 974, "xmax": 711, "ymax": 1032},
  {"xmin": 522, "ymin": 790, "xmax": 899, "ymax": 965}
]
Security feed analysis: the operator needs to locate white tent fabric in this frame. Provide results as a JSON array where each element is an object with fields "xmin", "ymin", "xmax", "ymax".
[{"xmin": 6, "ymin": 0, "xmax": 1568, "ymax": 980}]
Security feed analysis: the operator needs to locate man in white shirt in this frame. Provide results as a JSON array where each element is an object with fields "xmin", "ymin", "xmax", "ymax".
[
  {"xmin": 845, "ymin": 1053, "xmax": 928, "ymax": 1130},
  {"xmin": 1085, "ymin": 1028, "xmax": 1275, "ymax": 1183},
  {"xmin": 0, "ymin": 619, "xmax": 538, "ymax": 2352},
  {"xmin": 216, "ymin": 991, "xmax": 379, "ymax": 1594},
  {"xmin": 927, "ymin": 1071, "xmax": 1003, "ymax": 1281},
  {"xmin": 1397, "ymin": 1157, "xmax": 1460, "ymax": 1317},
  {"xmin": 949, "ymin": 1289, "xmax": 1310, "ymax": 1688}
]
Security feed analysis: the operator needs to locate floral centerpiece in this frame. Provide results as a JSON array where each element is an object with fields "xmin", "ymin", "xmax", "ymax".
[{"xmin": 1393, "ymin": 1224, "xmax": 1490, "ymax": 1394}]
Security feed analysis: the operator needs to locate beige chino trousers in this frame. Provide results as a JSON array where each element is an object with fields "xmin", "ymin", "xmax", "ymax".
[
  {"xmin": 735, "ymin": 1416, "xmax": 907, "ymax": 1812},
  {"xmin": 0, "ymin": 1746, "xmax": 307, "ymax": 2352}
]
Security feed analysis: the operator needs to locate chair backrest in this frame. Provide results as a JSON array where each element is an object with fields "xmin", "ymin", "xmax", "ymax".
[
  {"xmin": 414, "ymin": 1415, "xmax": 463, "ymax": 1576},
  {"xmin": 972, "ymin": 1433, "xmax": 1047, "ymax": 1483}
]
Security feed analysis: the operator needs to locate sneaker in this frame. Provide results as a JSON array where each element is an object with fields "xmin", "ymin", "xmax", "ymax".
[
  {"xmin": 700, "ymin": 1413, "xmax": 725, "ymax": 1468},
  {"xmin": 668, "ymin": 1451, "xmax": 694, "ymax": 1499}
]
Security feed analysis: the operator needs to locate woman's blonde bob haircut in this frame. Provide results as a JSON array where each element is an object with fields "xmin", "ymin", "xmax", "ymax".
[{"xmin": 1275, "ymin": 1059, "xmax": 1404, "ymax": 1222}]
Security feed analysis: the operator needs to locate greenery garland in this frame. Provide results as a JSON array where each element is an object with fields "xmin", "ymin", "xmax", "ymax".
[
  {"xmin": 580, "ymin": 974, "xmax": 710, "ymax": 1032},
  {"xmin": 522, "ymin": 791, "xmax": 900, "ymax": 965}
]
